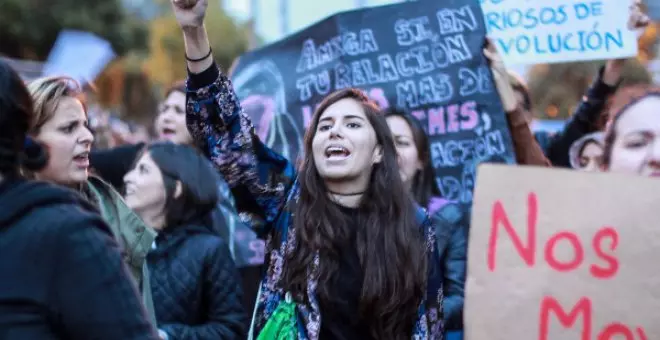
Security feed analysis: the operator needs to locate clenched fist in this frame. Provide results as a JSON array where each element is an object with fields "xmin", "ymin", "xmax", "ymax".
[
  {"xmin": 173, "ymin": 0, "xmax": 196, "ymax": 8},
  {"xmin": 171, "ymin": 0, "xmax": 208, "ymax": 30}
]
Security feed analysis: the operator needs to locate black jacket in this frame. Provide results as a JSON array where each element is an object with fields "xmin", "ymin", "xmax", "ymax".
[
  {"xmin": 536, "ymin": 66, "xmax": 619, "ymax": 167},
  {"xmin": 0, "ymin": 178, "xmax": 159, "ymax": 340},
  {"xmin": 431, "ymin": 201, "xmax": 468, "ymax": 331},
  {"xmin": 149, "ymin": 223, "xmax": 247, "ymax": 340}
]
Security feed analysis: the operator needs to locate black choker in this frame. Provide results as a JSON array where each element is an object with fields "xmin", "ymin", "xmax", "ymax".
[{"xmin": 329, "ymin": 190, "xmax": 365, "ymax": 196}]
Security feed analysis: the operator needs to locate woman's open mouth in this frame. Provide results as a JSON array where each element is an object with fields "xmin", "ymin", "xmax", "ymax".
[
  {"xmin": 325, "ymin": 145, "xmax": 351, "ymax": 160},
  {"xmin": 72, "ymin": 152, "xmax": 89, "ymax": 168},
  {"xmin": 161, "ymin": 128, "xmax": 177, "ymax": 138}
]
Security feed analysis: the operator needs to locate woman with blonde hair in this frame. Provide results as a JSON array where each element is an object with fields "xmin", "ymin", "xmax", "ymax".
[{"xmin": 26, "ymin": 76, "xmax": 157, "ymax": 324}]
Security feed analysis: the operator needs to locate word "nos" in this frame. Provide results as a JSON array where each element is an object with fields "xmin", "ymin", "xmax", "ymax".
[
  {"xmin": 487, "ymin": 192, "xmax": 649, "ymax": 339},
  {"xmin": 488, "ymin": 192, "xmax": 618, "ymax": 278}
]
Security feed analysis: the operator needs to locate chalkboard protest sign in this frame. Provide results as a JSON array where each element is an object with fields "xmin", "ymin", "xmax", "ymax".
[
  {"xmin": 465, "ymin": 164, "xmax": 660, "ymax": 340},
  {"xmin": 480, "ymin": 0, "xmax": 639, "ymax": 65},
  {"xmin": 231, "ymin": 0, "xmax": 516, "ymax": 207}
]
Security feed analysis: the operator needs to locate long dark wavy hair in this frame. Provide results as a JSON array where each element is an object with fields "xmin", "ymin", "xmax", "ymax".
[
  {"xmin": 384, "ymin": 108, "xmax": 442, "ymax": 208},
  {"xmin": 282, "ymin": 88, "xmax": 428, "ymax": 339}
]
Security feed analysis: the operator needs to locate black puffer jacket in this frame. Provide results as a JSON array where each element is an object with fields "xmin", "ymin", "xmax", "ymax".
[{"xmin": 149, "ymin": 222, "xmax": 246, "ymax": 340}]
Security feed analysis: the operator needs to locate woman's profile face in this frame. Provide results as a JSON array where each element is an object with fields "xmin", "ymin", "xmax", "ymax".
[
  {"xmin": 386, "ymin": 115, "xmax": 421, "ymax": 188},
  {"xmin": 311, "ymin": 98, "xmax": 382, "ymax": 181},
  {"xmin": 35, "ymin": 96, "xmax": 94, "ymax": 186},
  {"xmin": 154, "ymin": 91, "xmax": 193, "ymax": 145},
  {"xmin": 578, "ymin": 141, "xmax": 603, "ymax": 172},
  {"xmin": 608, "ymin": 97, "xmax": 660, "ymax": 177},
  {"xmin": 123, "ymin": 152, "xmax": 168, "ymax": 228}
]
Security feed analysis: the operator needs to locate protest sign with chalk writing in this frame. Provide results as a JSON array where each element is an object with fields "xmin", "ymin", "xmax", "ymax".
[
  {"xmin": 231, "ymin": 0, "xmax": 516, "ymax": 207},
  {"xmin": 465, "ymin": 164, "xmax": 660, "ymax": 340},
  {"xmin": 480, "ymin": 0, "xmax": 639, "ymax": 65}
]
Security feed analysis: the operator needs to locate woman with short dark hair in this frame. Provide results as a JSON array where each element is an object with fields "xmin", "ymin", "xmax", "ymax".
[{"xmin": 123, "ymin": 142, "xmax": 247, "ymax": 339}]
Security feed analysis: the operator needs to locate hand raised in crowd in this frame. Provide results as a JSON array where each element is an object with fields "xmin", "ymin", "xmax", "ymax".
[
  {"xmin": 171, "ymin": 0, "xmax": 214, "ymax": 73},
  {"xmin": 604, "ymin": 0, "xmax": 651, "ymax": 85},
  {"xmin": 171, "ymin": 0, "xmax": 208, "ymax": 30},
  {"xmin": 483, "ymin": 39, "xmax": 518, "ymax": 113}
]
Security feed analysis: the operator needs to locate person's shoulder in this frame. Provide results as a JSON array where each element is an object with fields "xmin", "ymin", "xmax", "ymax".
[
  {"xmin": 34, "ymin": 201, "xmax": 112, "ymax": 237},
  {"xmin": 0, "ymin": 179, "xmax": 104, "ymax": 234},
  {"xmin": 13, "ymin": 201, "xmax": 114, "ymax": 262},
  {"xmin": 190, "ymin": 232, "xmax": 229, "ymax": 254},
  {"xmin": 188, "ymin": 232, "xmax": 234, "ymax": 264},
  {"xmin": 412, "ymin": 204, "xmax": 433, "ymax": 233},
  {"xmin": 431, "ymin": 201, "xmax": 463, "ymax": 225},
  {"xmin": 87, "ymin": 175, "xmax": 120, "ymax": 200}
]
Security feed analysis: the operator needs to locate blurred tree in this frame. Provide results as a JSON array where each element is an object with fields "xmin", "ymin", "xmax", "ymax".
[
  {"xmin": 143, "ymin": 5, "xmax": 250, "ymax": 93},
  {"xmin": 94, "ymin": 53, "xmax": 159, "ymax": 127},
  {"xmin": 527, "ymin": 23, "xmax": 658, "ymax": 120},
  {"xmin": 0, "ymin": 0, "xmax": 148, "ymax": 60}
]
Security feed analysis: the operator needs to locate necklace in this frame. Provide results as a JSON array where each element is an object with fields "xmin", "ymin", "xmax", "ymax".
[{"xmin": 328, "ymin": 190, "xmax": 365, "ymax": 196}]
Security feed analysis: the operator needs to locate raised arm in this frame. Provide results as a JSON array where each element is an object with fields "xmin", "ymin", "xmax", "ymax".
[
  {"xmin": 171, "ymin": 0, "xmax": 295, "ymax": 235},
  {"xmin": 484, "ymin": 40, "xmax": 550, "ymax": 167},
  {"xmin": 542, "ymin": 63, "xmax": 620, "ymax": 167},
  {"xmin": 538, "ymin": 2, "xmax": 648, "ymax": 167},
  {"xmin": 506, "ymin": 105, "xmax": 551, "ymax": 166}
]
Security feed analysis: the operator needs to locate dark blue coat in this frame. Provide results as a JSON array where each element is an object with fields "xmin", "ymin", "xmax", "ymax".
[{"xmin": 0, "ymin": 179, "xmax": 158, "ymax": 340}]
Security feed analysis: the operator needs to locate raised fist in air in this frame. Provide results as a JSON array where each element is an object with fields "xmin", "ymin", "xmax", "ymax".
[{"xmin": 171, "ymin": 0, "xmax": 208, "ymax": 29}]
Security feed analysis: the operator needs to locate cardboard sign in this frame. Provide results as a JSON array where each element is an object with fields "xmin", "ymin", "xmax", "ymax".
[
  {"xmin": 465, "ymin": 164, "xmax": 660, "ymax": 340},
  {"xmin": 479, "ymin": 0, "xmax": 638, "ymax": 65},
  {"xmin": 231, "ymin": 0, "xmax": 516, "ymax": 207}
]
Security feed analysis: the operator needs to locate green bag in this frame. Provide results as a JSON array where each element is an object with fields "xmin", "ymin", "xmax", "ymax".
[{"xmin": 257, "ymin": 292, "xmax": 298, "ymax": 340}]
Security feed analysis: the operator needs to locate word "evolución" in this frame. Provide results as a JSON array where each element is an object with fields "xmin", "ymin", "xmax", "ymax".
[{"xmin": 484, "ymin": 1, "xmax": 625, "ymax": 56}]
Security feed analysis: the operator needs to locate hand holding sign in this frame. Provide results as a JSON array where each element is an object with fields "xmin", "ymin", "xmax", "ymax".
[
  {"xmin": 483, "ymin": 39, "xmax": 517, "ymax": 112},
  {"xmin": 628, "ymin": 0, "xmax": 650, "ymax": 34},
  {"xmin": 603, "ymin": 0, "xmax": 650, "ymax": 85}
]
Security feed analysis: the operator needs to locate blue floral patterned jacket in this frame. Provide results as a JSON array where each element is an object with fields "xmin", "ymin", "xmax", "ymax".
[{"xmin": 185, "ymin": 63, "xmax": 444, "ymax": 340}]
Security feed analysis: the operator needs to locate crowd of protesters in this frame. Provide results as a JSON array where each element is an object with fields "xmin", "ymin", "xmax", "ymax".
[{"xmin": 0, "ymin": 0, "xmax": 656, "ymax": 339}]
